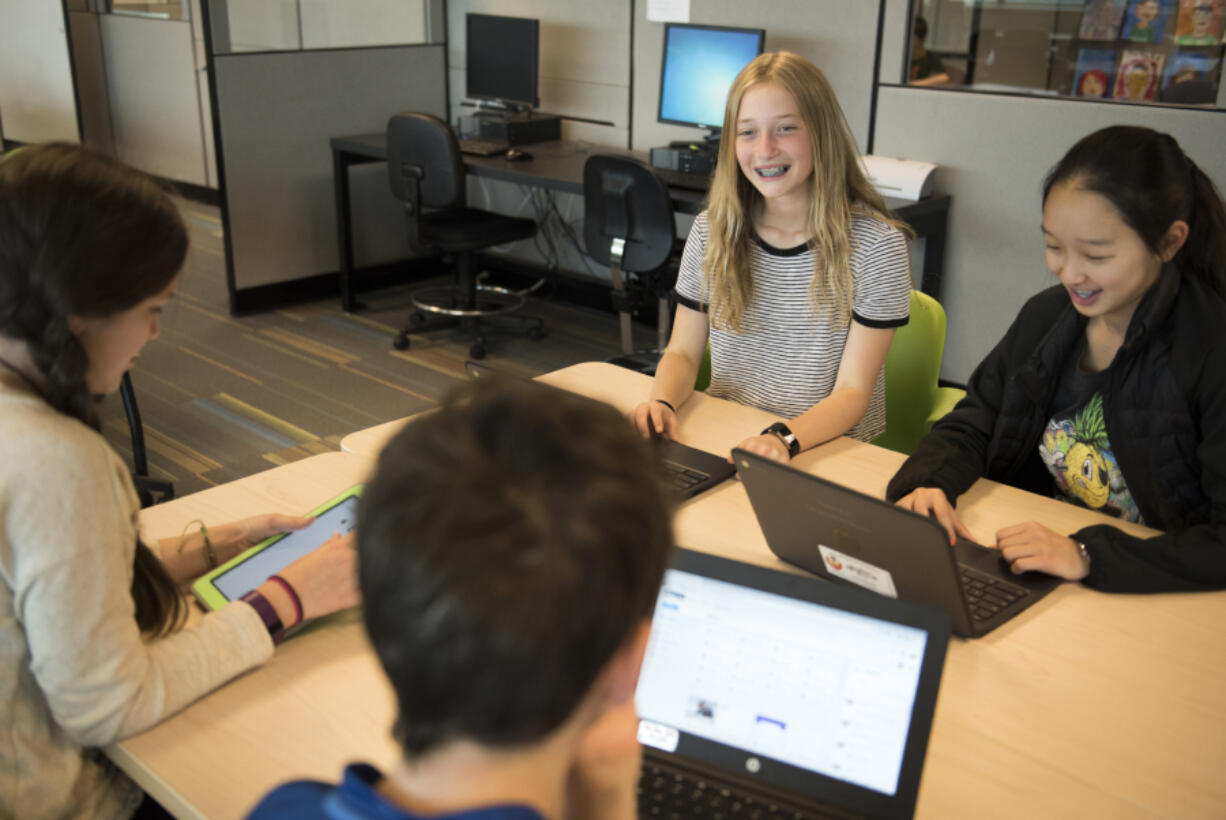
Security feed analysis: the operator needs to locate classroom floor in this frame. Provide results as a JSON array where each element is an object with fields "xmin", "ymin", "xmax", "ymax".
[{"xmin": 97, "ymin": 199, "xmax": 629, "ymax": 497}]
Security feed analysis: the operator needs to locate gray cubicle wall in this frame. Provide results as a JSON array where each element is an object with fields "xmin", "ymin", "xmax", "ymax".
[
  {"xmin": 212, "ymin": 44, "xmax": 446, "ymax": 302},
  {"xmin": 875, "ymin": 0, "xmax": 1226, "ymax": 383}
]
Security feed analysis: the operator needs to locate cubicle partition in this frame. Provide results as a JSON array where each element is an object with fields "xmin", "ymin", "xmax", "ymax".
[{"xmin": 204, "ymin": 0, "xmax": 447, "ymax": 312}]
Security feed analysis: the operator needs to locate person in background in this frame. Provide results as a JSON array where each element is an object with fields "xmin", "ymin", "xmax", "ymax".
[
  {"xmin": 247, "ymin": 377, "xmax": 674, "ymax": 819},
  {"xmin": 0, "ymin": 143, "xmax": 359, "ymax": 819},
  {"xmin": 909, "ymin": 16, "xmax": 951, "ymax": 86},
  {"xmin": 631, "ymin": 51, "xmax": 911, "ymax": 464},
  {"xmin": 888, "ymin": 126, "xmax": 1226, "ymax": 592}
]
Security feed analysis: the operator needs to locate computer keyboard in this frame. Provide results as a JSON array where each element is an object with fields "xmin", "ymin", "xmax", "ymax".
[
  {"xmin": 639, "ymin": 762, "xmax": 824, "ymax": 820},
  {"xmin": 959, "ymin": 565, "xmax": 1029, "ymax": 623},
  {"xmin": 652, "ymin": 166, "xmax": 712, "ymax": 191},
  {"xmin": 458, "ymin": 138, "xmax": 510, "ymax": 157},
  {"xmin": 660, "ymin": 458, "xmax": 711, "ymax": 493}
]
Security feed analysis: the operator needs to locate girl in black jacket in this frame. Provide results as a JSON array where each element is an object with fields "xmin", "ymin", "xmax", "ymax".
[{"xmin": 887, "ymin": 126, "xmax": 1226, "ymax": 592}]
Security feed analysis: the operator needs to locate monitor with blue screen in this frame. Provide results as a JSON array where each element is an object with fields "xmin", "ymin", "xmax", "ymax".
[{"xmin": 657, "ymin": 23, "xmax": 766, "ymax": 132}]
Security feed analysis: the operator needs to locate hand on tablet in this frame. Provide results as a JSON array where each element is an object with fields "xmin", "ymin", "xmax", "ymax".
[
  {"xmin": 260, "ymin": 531, "xmax": 360, "ymax": 627},
  {"xmin": 214, "ymin": 513, "xmax": 315, "ymax": 564}
]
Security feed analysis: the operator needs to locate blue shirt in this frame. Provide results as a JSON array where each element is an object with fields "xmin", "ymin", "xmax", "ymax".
[{"xmin": 246, "ymin": 763, "xmax": 547, "ymax": 820}]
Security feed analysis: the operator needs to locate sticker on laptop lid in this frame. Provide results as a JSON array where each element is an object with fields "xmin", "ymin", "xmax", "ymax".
[
  {"xmin": 817, "ymin": 544, "xmax": 898, "ymax": 598},
  {"xmin": 637, "ymin": 720, "xmax": 680, "ymax": 752}
]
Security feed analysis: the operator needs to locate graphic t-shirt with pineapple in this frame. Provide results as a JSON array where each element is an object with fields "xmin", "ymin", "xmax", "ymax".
[{"xmin": 1037, "ymin": 343, "xmax": 1143, "ymax": 524}]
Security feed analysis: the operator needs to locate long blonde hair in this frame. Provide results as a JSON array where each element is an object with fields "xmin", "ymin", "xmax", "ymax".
[{"xmin": 703, "ymin": 51, "xmax": 905, "ymax": 331}]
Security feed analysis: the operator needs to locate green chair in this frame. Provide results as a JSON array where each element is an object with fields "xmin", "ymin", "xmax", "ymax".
[
  {"xmin": 694, "ymin": 342, "xmax": 712, "ymax": 392},
  {"xmin": 872, "ymin": 290, "xmax": 965, "ymax": 455}
]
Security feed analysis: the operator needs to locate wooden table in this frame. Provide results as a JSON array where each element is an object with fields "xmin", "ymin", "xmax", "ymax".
[{"xmin": 114, "ymin": 364, "xmax": 1226, "ymax": 819}]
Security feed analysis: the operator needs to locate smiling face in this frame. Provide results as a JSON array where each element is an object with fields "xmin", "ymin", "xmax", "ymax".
[
  {"xmin": 1042, "ymin": 182, "xmax": 1170, "ymax": 331},
  {"xmin": 733, "ymin": 82, "xmax": 815, "ymax": 210},
  {"xmin": 68, "ymin": 277, "xmax": 179, "ymax": 395},
  {"xmin": 1136, "ymin": 0, "xmax": 1159, "ymax": 23}
]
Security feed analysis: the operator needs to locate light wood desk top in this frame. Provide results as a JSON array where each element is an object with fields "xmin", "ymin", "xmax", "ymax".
[{"xmin": 118, "ymin": 365, "xmax": 1225, "ymax": 819}]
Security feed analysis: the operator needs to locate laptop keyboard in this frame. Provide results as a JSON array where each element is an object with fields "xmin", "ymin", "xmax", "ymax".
[
  {"xmin": 660, "ymin": 458, "xmax": 711, "ymax": 493},
  {"xmin": 638, "ymin": 762, "xmax": 826, "ymax": 820},
  {"xmin": 959, "ymin": 565, "xmax": 1029, "ymax": 623},
  {"xmin": 458, "ymin": 138, "xmax": 510, "ymax": 157}
]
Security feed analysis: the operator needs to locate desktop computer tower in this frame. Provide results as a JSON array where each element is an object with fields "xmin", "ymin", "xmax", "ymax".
[
  {"xmin": 649, "ymin": 146, "xmax": 716, "ymax": 176},
  {"xmin": 462, "ymin": 111, "xmax": 561, "ymax": 146}
]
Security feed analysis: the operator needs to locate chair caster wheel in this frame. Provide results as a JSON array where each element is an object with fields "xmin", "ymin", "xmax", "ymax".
[
  {"xmin": 393, "ymin": 332, "xmax": 409, "ymax": 351},
  {"xmin": 469, "ymin": 344, "xmax": 486, "ymax": 360},
  {"xmin": 528, "ymin": 325, "xmax": 546, "ymax": 340}
]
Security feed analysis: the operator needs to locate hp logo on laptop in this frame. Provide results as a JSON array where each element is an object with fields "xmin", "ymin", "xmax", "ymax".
[{"xmin": 745, "ymin": 757, "xmax": 761, "ymax": 773}]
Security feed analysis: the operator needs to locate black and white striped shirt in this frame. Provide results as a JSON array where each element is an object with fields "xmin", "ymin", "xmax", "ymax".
[{"xmin": 674, "ymin": 211, "xmax": 910, "ymax": 441}]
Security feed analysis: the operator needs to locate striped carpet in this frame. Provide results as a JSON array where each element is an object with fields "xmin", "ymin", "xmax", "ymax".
[{"xmin": 97, "ymin": 200, "xmax": 629, "ymax": 497}]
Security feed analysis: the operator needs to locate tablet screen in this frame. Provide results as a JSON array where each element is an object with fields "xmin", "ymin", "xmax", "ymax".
[{"xmin": 211, "ymin": 496, "xmax": 360, "ymax": 602}]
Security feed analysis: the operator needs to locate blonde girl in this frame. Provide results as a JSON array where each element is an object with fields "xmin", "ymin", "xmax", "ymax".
[{"xmin": 631, "ymin": 51, "xmax": 912, "ymax": 462}]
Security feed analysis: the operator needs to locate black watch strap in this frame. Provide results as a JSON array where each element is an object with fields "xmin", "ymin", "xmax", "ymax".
[{"xmin": 761, "ymin": 422, "xmax": 800, "ymax": 458}]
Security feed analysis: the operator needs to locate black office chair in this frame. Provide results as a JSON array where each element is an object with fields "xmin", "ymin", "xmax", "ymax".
[
  {"xmin": 120, "ymin": 372, "xmax": 174, "ymax": 508},
  {"xmin": 582, "ymin": 154, "xmax": 677, "ymax": 373},
  {"xmin": 386, "ymin": 112, "xmax": 544, "ymax": 359}
]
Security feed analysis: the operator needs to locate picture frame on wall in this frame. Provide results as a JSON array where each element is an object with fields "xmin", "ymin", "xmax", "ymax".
[
  {"xmin": 1114, "ymin": 49, "xmax": 1167, "ymax": 98},
  {"xmin": 1073, "ymin": 47, "xmax": 1120, "ymax": 96},
  {"xmin": 1121, "ymin": 0, "xmax": 1175, "ymax": 42},
  {"xmin": 1079, "ymin": 0, "xmax": 1130, "ymax": 40},
  {"xmin": 1174, "ymin": 0, "xmax": 1224, "ymax": 45},
  {"xmin": 1158, "ymin": 48, "xmax": 1223, "ymax": 101}
]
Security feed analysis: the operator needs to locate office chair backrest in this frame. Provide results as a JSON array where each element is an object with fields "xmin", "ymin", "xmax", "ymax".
[
  {"xmin": 582, "ymin": 155, "xmax": 674, "ymax": 273},
  {"xmin": 873, "ymin": 290, "xmax": 947, "ymax": 455},
  {"xmin": 387, "ymin": 112, "xmax": 466, "ymax": 212}
]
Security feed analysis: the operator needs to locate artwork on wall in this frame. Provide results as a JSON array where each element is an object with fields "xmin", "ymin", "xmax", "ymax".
[
  {"xmin": 1174, "ymin": 0, "xmax": 1224, "ymax": 44},
  {"xmin": 1114, "ymin": 49, "xmax": 1167, "ymax": 98},
  {"xmin": 1159, "ymin": 49, "xmax": 1223, "ymax": 101},
  {"xmin": 1079, "ymin": 0, "xmax": 1130, "ymax": 40},
  {"xmin": 1121, "ymin": 0, "xmax": 1175, "ymax": 42},
  {"xmin": 1073, "ymin": 47, "xmax": 1120, "ymax": 96}
]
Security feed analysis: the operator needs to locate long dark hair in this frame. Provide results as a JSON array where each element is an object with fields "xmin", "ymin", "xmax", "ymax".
[
  {"xmin": 1042, "ymin": 125, "xmax": 1226, "ymax": 301},
  {"xmin": 0, "ymin": 143, "xmax": 188, "ymax": 636}
]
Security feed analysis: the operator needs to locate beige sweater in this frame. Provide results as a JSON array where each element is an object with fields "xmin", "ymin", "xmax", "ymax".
[{"xmin": 0, "ymin": 379, "xmax": 274, "ymax": 819}]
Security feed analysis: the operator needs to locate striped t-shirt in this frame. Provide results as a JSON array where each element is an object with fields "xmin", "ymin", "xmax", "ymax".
[{"xmin": 674, "ymin": 211, "xmax": 911, "ymax": 441}]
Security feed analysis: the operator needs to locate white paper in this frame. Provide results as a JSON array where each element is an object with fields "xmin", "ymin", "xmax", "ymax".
[{"xmin": 647, "ymin": 0, "xmax": 690, "ymax": 23}]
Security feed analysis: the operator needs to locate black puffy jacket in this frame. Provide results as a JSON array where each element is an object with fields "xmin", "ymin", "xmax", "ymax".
[{"xmin": 887, "ymin": 271, "xmax": 1226, "ymax": 592}]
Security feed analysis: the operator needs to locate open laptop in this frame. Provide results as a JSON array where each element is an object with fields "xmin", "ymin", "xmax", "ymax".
[
  {"xmin": 464, "ymin": 360, "xmax": 734, "ymax": 500},
  {"xmin": 645, "ymin": 413, "xmax": 736, "ymax": 500},
  {"xmin": 636, "ymin": 547, "xmax": 949, "ymax": 819},
  {"xmin": 733, "ymin": 449, "xmax": 1062, "ymax": 638}
]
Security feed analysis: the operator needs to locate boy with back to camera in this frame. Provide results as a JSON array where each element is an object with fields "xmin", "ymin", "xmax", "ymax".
[{"xmin": 247, "ymin": 377, "xmax": 675, "ymax": 819}]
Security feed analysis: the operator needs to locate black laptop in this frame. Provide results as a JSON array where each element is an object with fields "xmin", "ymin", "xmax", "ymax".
[
  {"xmin": 636, "ymin": 547, "xmax": 949, "ymax": 819},
  {"xmin": 646, "ymin": 416, "xmax": 736, "ymax": 500},
  {"xmin": 734, "ymin": 449, "xmax": 1062, "ymax": 638}
]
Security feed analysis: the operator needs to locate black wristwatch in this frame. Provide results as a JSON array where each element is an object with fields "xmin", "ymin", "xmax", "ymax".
[{"xmin": 761, "ymin": 422, "xmax": 801, "ymax": 458}]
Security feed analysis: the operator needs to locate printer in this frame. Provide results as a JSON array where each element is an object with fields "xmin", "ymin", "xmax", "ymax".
[{"xmin": 859, "ymin": 155, "xmax": 937, "ymax": 201}]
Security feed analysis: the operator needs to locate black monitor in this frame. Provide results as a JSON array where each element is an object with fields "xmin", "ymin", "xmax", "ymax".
[
  {"xmin": 657, "ymin": 23, "xmax": 766, "ymax": 134},
  {"xmin": 466, "ymin": 13, "xmax": 540, "ymax": 111}
]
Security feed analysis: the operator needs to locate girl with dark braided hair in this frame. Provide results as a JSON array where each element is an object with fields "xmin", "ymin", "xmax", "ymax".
[{"xmin": 0, "ymin": 144, "xmax": 358, "ymax": 818}]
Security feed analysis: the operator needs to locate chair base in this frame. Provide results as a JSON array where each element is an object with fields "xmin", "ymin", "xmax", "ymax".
[{"xmin": 393, "ymin": 302, "xmax": 545, "ymax": 360}]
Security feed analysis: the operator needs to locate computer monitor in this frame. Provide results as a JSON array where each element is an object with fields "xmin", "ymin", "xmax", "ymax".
[
  {"xmin": 466, "ymin": 13, "xmax": 540, "ymax": 111},
  {"xmin": 657, "ymin": 23, "xmax": 766, "ymax": 134}
]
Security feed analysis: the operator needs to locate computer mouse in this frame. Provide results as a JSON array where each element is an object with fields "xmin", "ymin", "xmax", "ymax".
[{"xmin": 504, "ymin": 148, "xmax": 533, "ymax": 162}]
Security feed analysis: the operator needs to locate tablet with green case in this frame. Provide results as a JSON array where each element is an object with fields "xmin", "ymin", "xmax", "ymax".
[{"xmin": 190, "ymin": 484, "xmax": 363, "ymax": 611}]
